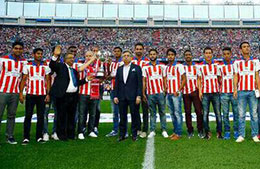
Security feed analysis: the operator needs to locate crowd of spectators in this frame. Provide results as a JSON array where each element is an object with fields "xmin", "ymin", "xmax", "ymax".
[{"xmin": 0, "ymin": 26, "xmax": 260, "ymax": 59}]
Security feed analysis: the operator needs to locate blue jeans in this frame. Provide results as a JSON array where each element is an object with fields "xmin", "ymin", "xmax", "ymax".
[
  {"xmin": 44, "ymin": 96, "xmax": 57, "ymax": 134},
  {"xmin": 220, "ymin": 93, "xmax": 239, "ymax": 133},
  {"xmin": 110, "ymin": 90, "xmax": 120, "ymax": 132},
  {"xmin": 167, "ymin": 94, "xmax": 183, "ymax": 135},
  {"xmin": 148, "ymin": 93, "xmax": 167, "ymax": 132},
  {"xmin": 202, "ymin": 93, "xmax": 222, "ymax": 133},
  {"xmin": 238, "ymin": 91, "xmax": 258, "ymax": 137}
]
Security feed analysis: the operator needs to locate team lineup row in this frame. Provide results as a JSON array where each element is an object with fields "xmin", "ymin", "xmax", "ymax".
[{"xmin": 0, "ymin": 41, "xmax": 260, "ymax": 145}]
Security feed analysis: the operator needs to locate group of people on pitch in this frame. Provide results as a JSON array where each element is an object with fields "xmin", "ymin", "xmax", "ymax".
[{"xmin": 0, "ymin": 41, "xmax": 260, "ymax": 146}]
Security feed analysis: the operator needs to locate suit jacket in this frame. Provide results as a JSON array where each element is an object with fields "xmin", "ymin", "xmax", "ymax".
[
  {"xmin": 114, "ymin": 63, "xmax": 142, "ymax": 101},
  {"xmin": 49, "ymin": 59, "xmax": 86, "ymax": 98}
]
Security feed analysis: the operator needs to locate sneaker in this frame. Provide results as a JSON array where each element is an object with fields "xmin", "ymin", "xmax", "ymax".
[
  {"xmin": 22, "ymin": 139, "xmax": 29, "ymax": 145},
  {"xmin": 148, "ymin": 131, "xmax": 156, "ymax": 138},
  {"xmin": 89, "ymin": 132, "xmax": 98, "ymax": 138},
  {"xmin": 78, "ymin": 133, "xmax": 85, "ymax": 140},
  {"xmin": 204, "ymin": 132, "xmax": 211, "ymax": 140},
  {"xmin": 94, "ymin": 127, "xmax": 99, "ymax": 135},
  {"xmin": 217, "ymin": 132, "xmax": 223, "ymax": 139},
  {"xmin": 236, "ymin": 136, "xmax": 245, "ymax": 143},
  {"xmin": 234, "ymin": 131, "xmax": 239, "ymax": 140},
  {"xmin": 140, "ymin": 132, "xmax": 147, "ymax": 138},
  {"xmin": 51, "ymin": 132, "xmax": 59, "ymax": 140},
  {"xmin": 43, "ymin": 133, "xmax": 49, "ymax": 141},
  {"xmin": 106, "ymin": 130, "xmax": 118, "ymax": 137},
  {"xmin": 7, "ymin": 138, "xmax": 17, "ymax": 145},
  {"xmin": 162, "ymin": 131, "xmax": 169, "ymax": 138},
  {"xmin": 198, "ymin": 132, "xmax": 204, "ymax": 139},
  {"xmin": 170, "ymin": 134, "xmax": 181, "ymax": 140},
  {"xmin": 224, "ymin": 132, "xmax": 230, "ymax": 140},
  {"xmin": 137, "ymin": 131, "xmax": 142, "ymax": 136},
  {"xmin": 37, "ymin": 138, "xmax": 46, "ymax": 144},
  {"xmin": 252, "ymin": 136, "xmax": 260, "ymax": 143},
  {"xmin": 188, "ymin": 132, "xmax": 194, "ymax": 139},
  {"xmin": 170, "ymin": 133, "xmax": 177, "ymax": 138},
  {"xmin": 125, "ymin": 132, "xmax": 129, "ymax": 138}
]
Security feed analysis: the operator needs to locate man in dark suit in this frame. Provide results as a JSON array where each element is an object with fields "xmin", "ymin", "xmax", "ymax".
[
  {"xmin": 49, "ymin": 46, "xmax": 95, "ymax": 141},
  {"xmin": 114, "ymin": 50, "xmax": 142, "ymax": 141}
]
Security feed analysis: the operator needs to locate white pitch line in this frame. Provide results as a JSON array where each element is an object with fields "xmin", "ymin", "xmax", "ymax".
[{"xmin": 142, "ymin": 137, "xmax": 155, "ymax": 169}]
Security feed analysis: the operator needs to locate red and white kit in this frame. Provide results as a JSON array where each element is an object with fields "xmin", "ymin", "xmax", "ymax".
[
  {"xmin": 142, "ymin": 61, "xmax": 165, "ymax": 95},
  {"xmin": 23, "ymin": 61, "xmax": 51, "ymax": 95},
  {"xmin": 164, "ymin": 62, "xmax": 185, "ymax": 94},
  {"xmin": 183, "ymin": 62, "xmax": 199, "ymax": 94},
  {"xmin": 218, "ymin": 61, "xmax": 235, "ymax": 93},
  {"xmin": 234, "ymin": 57, "xmax": 260, "ymax": 91},
  {"xmin": 110, "ymin": 58, "xmax": 123, "ymax": 90},
  {"xmin": 0, "ymin": 55, "xmax": 27, "ymax": 93},
  {"xmin": 198, "ymin": 61, "xmax": 220, "ymax": 94}
]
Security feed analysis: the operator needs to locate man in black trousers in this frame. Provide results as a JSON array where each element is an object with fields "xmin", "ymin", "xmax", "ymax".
[
  {"xmin": 49, "ymin": 46, "xmax": 95, "ymax": 141},
  {"xmin": 114, "ymin": 50, "xmax": 142, "ymax": 141}
]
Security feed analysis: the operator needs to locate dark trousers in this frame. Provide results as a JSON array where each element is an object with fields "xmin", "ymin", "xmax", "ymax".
[
  {"xmin": 137, "ymin": 99, "xmax": 149, "ymax": 132},
  {"xmin": 183, "ymin": 90, "xmax": 203, "ymax": 133},
  {"xmin": 24, "ymin": 95, "xmax": 45, "ymax": 140},
  {"xmin": 56, "ymin": 93, "xmax": 78, "ymax": 140},
  {"xmin": 77, "ymin": 95, "xmax": 97, "ymax": 134},
  {"xmin": 119, "ymin": 100, "xmax": 140, "ymax": 137}
]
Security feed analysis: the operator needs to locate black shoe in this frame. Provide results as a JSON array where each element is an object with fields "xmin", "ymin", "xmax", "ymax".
[
  {"xmin": 118, "ymin": 136, "xmax": 126, "ymax": 142},
  {"xmin": 132, "ymin": 136, "xmax": 138, "ymax": 142},
  {"xmin": 22, "ymin": 139, "xmax": 29, "ymax": 145},
  {"xmin": 217, "ymin": 132, "xmax": 223, "ymax": 139},
  {"xmin": 7, "ymin": 137, "xmax": 17, "ymax": 145},
  {"xmin": 204, "ymin": 133, "xmax": 211, "ymax": 140},
  {"xmin": 37, "ymin": 138, "xmax": 46, "ymax": 144}
]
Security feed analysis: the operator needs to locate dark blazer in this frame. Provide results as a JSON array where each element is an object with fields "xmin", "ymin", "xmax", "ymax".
[
  {"xmin": 114, "ymin": 63, "xmax": 142, "ymax": 101},
  {"xmin": 49, "ymin": 59, "xmax": 86, "ymax": 98}
]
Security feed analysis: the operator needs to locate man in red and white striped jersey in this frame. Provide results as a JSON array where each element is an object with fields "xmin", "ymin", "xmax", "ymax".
[
  {"xmin": 198, "ymin": 47, "xmax": 222, "ymax": 140},
  {"xmin": 234, "ymin": 42, "xmax": 260, "ymax": 143},
  {"xmin": 182, "ymin": 50, "xmax": 203, "ymax": 139},
  {"xmin": 132, "ymin": 43, "xmax": 149, "ymax": 138},
  {"xmin": 0, "ymin": 41, "xmax": 27, "ymax": 144},
  {"xmin": 19, "ymin": 48, "xmax": 51, "ymax": 144},
  {"xmin": 164, "ymin": 48, "xmax": 186, "ymax": 141},
  {"xmin": 142, "ymin": 49, "xmax": 168, "ymax": 138},
  {"xmin": 217, "ymin": 47, "xmax": 239, "ymax": 140},
  {"xmin": 106, "ymin": 47, "xmax": 124, "ymax": 137},
  {"xmin": 77, "ymin": 51, "xmax": 98, "ymax": 139}
]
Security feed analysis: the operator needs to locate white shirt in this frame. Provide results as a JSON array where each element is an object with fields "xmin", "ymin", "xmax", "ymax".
[
  {"xmin": 123, "ymin": 63, "xmax": 131, "ymax": 84},
  {"xmin": 51, "ymin": 56, "xmax": 78, "ymax": 93}
]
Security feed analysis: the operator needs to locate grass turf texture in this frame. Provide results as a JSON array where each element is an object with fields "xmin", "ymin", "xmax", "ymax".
[
  {"xmin": 0, "ymin": 101, "xmax": 259, "ymax": 169},
  {"xmin": 0, "ymin": 122, "xmax": 260, "ymax": 169}
]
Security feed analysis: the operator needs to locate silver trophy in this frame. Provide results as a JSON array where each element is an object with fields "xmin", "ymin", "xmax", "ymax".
[{"xmin": 95, "ymin": 51, "xmax": 111, "ymax": 78}]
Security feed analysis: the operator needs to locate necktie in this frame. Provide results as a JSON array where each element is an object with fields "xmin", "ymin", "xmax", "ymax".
[{"xmin": 69, "ymin": 67, "xmax": 77, "ymax": 87}]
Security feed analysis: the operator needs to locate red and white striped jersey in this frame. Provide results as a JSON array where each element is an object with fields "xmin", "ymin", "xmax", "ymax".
[
  {"xmin": 183, "ymin": 62, "xmax": 199, "ymax": 94},
  {"xmin": 131, "ymin": 56, "xmax": 149, "ymax": 68},
  {"xmin": 110, "ymin": 58, "xmax": 123, "ymax": 90},
  {"xmin": 198, "ymin": 61, "xmax": 220, "ymax": 94},
  {"xmin": 218, "ymin": 61, "xmax": 235, "ymax": 93},
  {"xmin": 234, "ymin": 57, "xmax": 260, "ymax": 91},
  {"xmin": 142, "ymin": 62, "xmax": 165, "ymax": 95},
  {"xmin": 23, "ymin": 61, "xmax": 51, "ymax": 95},
  {"xmin": 164, "ymin": 62, "xmax": 185, "ymax": 94},
  {"xmin": 0, "ymin": 55, "xmax": 27, "ymax": 93}
]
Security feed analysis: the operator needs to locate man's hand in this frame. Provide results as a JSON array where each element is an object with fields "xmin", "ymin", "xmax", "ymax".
[
  {"xmin": 19, "ymin": 94, "xmax": 24, "ymax": 104},
  {"xmin": 45, "ymin": 95, "xmax": 50, "ymax": 103},
  {"xmin": 53, "ymin": 45, "xmax": 62, "ymax": 57},
  {"xmin": 173, "ymin": 91, "xmax": 179, "ymax": 97},
  {"xmin": 233, "ymin": 90, "xmax": 238, "ymax": 99},
  {"xmin": 136, "ymin": 96, "xmax": 141, "ymax": 105},
  {"xmin": 199, "ymin": 91, "xmax": 203, "ymax": 101},
  {"xmin": 143, "ymin": 94, "xmax": 148, "ymax": 103},
  {"xmin": 86, "ymin": 76, "xmax": 95, "ymax": 81},
  {"xmin": 114, "ymin": 97, "xmax": 119, "ymax": 104}
]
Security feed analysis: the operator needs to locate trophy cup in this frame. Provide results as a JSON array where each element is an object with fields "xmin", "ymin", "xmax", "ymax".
[{"xmin": 90, "ymin": 50, "xmax": 111, "ymax": 100}]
